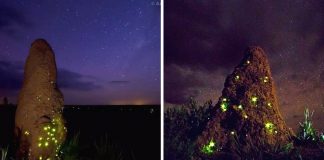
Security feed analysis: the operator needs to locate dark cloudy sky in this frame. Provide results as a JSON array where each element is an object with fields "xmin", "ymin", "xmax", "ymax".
[
  {"xmin": 165, "ymin": 0, "xmax": 324, "ymax": 131},
  {"xmin": 0, "ymin": 0, "xmax": 160, "ymax": 105}
]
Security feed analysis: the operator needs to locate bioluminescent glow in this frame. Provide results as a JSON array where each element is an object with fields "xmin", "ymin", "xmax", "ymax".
[
  {"xmin": 201, "ymin": 139, "xmax": 217, "ymax": 155},
  {"xmin": 265, "ymin": 122, "xmax": 275, "ymax": 134},
  {"xmin": 36, "ymin": 116, "xmax": 66, "ymax": 159},
  {"xmin": 251, "ymin": 96, "xmax": 258, "ymax": 104},
  {"xmin": 220, "ymin": 102, "xmax": 228, "ymax": 112},
  {"xmin": 24, "ymin": 131, "xmax": 30, "ymax": 135},
  {"xmin": 263, "ymin": 76, "xmax": 269, "ymax": 83}
]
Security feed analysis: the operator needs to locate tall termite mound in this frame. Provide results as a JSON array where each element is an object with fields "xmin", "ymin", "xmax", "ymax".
[
  {"xmin": 15, "ymin": 39, "xmax": 66, "ymax": 159},
  {"xmin": 196, "ymin": 46, "xmax": 293, "ymax": 158}
]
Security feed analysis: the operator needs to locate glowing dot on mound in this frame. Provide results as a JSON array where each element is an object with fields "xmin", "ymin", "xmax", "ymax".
[
  {"xmin": 244, "ymin": 114, "xmax": 248, "ymax": 119},
  {"xmin": 39, "ymin": 156, "xmax": 42, "ymax": 160},
  {"xmin": 202, "ymin": 139, "xmax": 217, "ymax": 155},
  {"xmin": 45, "ymin": 142, "xmax": 49, "ymax": 147},
  {"xmin": 38, "ymin": 143, "xmax": 42, "ymax": 147},
  {"xmin": 52, "ymin": 128, "xmax": 56, "ymax": 132},
  {"xmin": 235, "ymin": 75, "xmax": 240, "ymax": 80},
  {"xmin": 220, "ymin": 102, "xmax": 228, "ymax": 112},
  {"xmin": 222, "ymin": 98, "xmax": 227, "ymax": 102},
  {"xmin": 230, "ymin": 131, "xmax": 235, "ymax": 135},
  {"xmin": 39, "ymin": 137, "xmax": 43, "ymax": 141},
  {"xmin": 247, "ymin": 60, "xmax": 250, "ymax": 64},
  {"xmin": 262, "ymin": 76, "xmax": 269, "ymax": 83},
  {"xmin": 251, "ymin": 96, "xmax": 258, "ymax": 103},
  {"xmin": 24, "ymin": 131, "xmax": 30, "ymax": 135},
  {"xmin": 238, "ymin": 105, "xmax": 243, "ymax": 109},
  {"xmin": 44, "ymin": 127, "xmax": 48, "ymax": 131},
  {"xmin": 267, "ymin": 102, "xmax": 272, "ymax": 107},
  {"xmin": 265, "ymin": 122, "xmax": 275, "ymax": 134}
]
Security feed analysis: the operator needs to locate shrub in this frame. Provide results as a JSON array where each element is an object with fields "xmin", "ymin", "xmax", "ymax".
[{"xmin": 164, "ymin": 98, "xmax": 213, "ymax": 160}]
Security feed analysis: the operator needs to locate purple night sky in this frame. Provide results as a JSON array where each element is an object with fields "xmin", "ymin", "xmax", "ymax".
[{"xmin": 0, "ymin": 0, "xmax": 160, "ymax": 105}]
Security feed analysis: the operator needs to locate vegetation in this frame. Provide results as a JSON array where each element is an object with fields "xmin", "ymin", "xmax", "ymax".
[
  {"xmin": 0, "ymin": 147, "xmax": 8, "ymax": 160},
  {"xmin": 297, "ymin": 108, "xmax": 321, "ymax": 142},
  {"xmin": 164, "ymin": 98, "xmax": 213, "ymax": 160},
  {"xmin": 165, "ymin": 101, "xmax": 324, "ymax": 159},
  {"xmin": 59, "ymin": 132, "xmax": 80, "ymax": 160},
  {"xmin": 94, "ymin": 134, "xmax": 124, "ymax": 160}
]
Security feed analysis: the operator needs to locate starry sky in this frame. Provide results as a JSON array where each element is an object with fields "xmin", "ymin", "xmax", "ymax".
[
  {"xmin": 0, "ymin": 0, "xmax": 160, "ymax": 105},
  {"xmin": 165, "ymin": 0, "xmax": 324, "ymax": 131}
]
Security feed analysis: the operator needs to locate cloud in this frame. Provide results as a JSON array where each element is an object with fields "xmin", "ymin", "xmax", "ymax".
[
  {"xmin": 57, "ymin": 68, "xmax": 102, "ymax": 91},
  {"xmin": 0, "ymin": 60, "xmax": 101, "ymax": 94},
  {"xmin": 0, "ymin": 4, "xmax": 29, "ymax": 36},
  {"xmin": 0, "ymin": 60, "xmax": 23, "ymax": 90},
  {"xmin": 165, "ymin": 64, "xmax": 227, "ymax": 104},
  {"xmin": 165, "ymin": 0, "xmax": 324, "ymax": 70},
  {"xmin": 109, "ymin": 80, "xmax": 130, "ymax": 84}
]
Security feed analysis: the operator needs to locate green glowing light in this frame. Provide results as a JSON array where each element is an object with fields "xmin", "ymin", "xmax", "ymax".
[
  {"xmin": 222, "ymin": 98, "xmax": 227, "ymax": 102},
  {"xmin": 267, "ymin": 102, "xmax": 272, "ymax": 107},
  {"xmin": 201, "ymin": 139, "xmax": 217, "ymax": 155},
  {"xmin": 265, "ymin": 122, "xmax": 275, "ymax": 134},
  {"xmin": 52, "ymin": 128, "xmax": 56, "ymax": 132},
  {"xmin": 39, "ymin": 156, "xmax": 42, "ymax": 160},
  {"xmin": 38, "ymin": 143, "xmax": 42, "ymax": 147},
  {"xmin": 320, "ymin": 134, "xmax": 324, "ymax": 142},
  {"xmin": 251, "ymin": 96, "xmax": 258, "ymax": 104},
  {"xmin": 238, "ymin": 105, "xmax": 243, "ymax": 110},
  {"xmin": 220, "ymin": 102, "xmax": 228, "ymax": 112},
  {"xmin": 45, "ymin": 142, "xmax": 49, "ymax": 147},
  {"xmin": 39, "ymin": 137, "xmax": 43, "ymax": 141}
]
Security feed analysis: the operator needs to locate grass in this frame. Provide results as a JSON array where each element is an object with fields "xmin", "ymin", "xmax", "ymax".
[
  {"xmin": 58, "ymin": 132, "xmax": 127, "ymax": 160},
  {"xmin": 165, "ymin": 101, "xmax": 324, "ymax": 159},
  {"xmin": 297, "ymin": 108, "xmax": 318, "ymax": 142},
  {"xmin": 94, "ymin": 134, "xmax": 124, "ymax": 160},
  {"xmin": 59, "ymin": 132, "xmax": 80, "ymax": 160},
  {"xmin": 0, "ymin": 147, "xmax": 8, "ymax": 160}
]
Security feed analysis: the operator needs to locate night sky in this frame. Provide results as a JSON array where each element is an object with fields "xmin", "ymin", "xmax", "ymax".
[
  {"xmin": 0, "ymin": 0, "xmax": 160, "ymax": 105},
  {"xmin": 165, "ymin": 0, "xmax": 324, "ymax": 131}
]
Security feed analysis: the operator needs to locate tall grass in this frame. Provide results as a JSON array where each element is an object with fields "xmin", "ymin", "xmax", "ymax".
[
  {"xmin": 93, "ymin": 134, "xmax": 124, "ymax": 160},
  {"xmin": 0, "ymin": 147, "xmax": 8, "ymax": 160},
  {"xmin": 297, "ymin": 108, "xmax": 317, "ymax": 141},
  {"xmin": 59, "ymin": 132, "xmax": 80, "ymax": 160}
]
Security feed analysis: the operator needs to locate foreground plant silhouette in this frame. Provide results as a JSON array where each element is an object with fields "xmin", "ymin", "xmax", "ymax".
[{"xmin": 165, "ymin": 101, "xmax": 324, "ymax": 160}]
